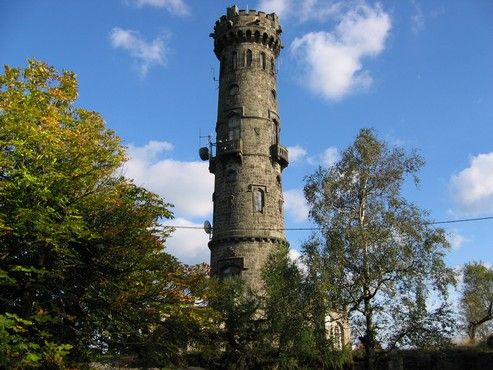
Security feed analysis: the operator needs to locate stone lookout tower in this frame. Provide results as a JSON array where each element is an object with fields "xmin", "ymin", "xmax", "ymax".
[{"xmin": 202, "ymin": 5, "xmax": 289, "ymax": 291}]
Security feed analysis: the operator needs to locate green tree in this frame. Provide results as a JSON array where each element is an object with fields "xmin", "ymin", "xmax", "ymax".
[
  {"xmin": 302, "ymin": 239, "xmax": 353, "ymax": 367},
  {"xmin": 461, "ymin": 262, "xmax": 493, "ymax": 343},
  {"xmin": 0, "ymin": 60, "xmax": 124, "ymax": 367},
  {"xmin": 262, "ymin": 244, "xmax": 352, "ymax": 369},
  {"xmin": 207, "ymin": 277, "xmax": 267, "ymax": 369},
  {"xmin": 204, "ymin": 246, "xmax": 351, "ymax": 369},
  {"xmin": 0, "ymin": 60, "xmax": 212, "ymax": 367},
  {"xmin": 262, "ymin": 244, "xmax": 313, "ymax": 368},
  {"xmin": 303, "ymin": 128, "xmax": 456, "ymax": 370}
]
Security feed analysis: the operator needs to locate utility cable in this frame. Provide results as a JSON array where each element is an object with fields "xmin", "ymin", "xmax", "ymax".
[{"xmin": 162, "ymin": 215, "xmax": 493, "ymax": 231}]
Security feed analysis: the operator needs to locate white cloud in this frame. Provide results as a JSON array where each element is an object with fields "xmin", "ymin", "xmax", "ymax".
[
  {"xmin": 411, "ymin": 0, "xmax": 425, "ymax": 34},
  {"xmin": 322, "ymin": 147, "xmax": 339, "ymax": 167},
  {"xmin": 284, "ymin": 189, "xmax": 309, "ymax": 222},
  {"xmin": 109, "ymin": 27, "xmax": 168, "ymax": 77},
  {"xmin": 287, "ymin": 145, "xmax": 307, "ymax": 163},
  {"xmin": 123, "ymin": 141, "xmax": 214, "ymax": 218},
  {"xmin": 449, "ymin": 153, "xmax": 493, "ymax": 215},
  {"xmin": 290, "ymin": 2, "xmax": 391, "ymax": 100},
  {"xmin": 447, "ymin": 231, "xmax": 468, "ymax": 250},
  {"xmin": 258, "ymin": 0, "xmax": 292, "ymax": 19},
  {"xmin": 258, "ymin": 0, "xmax": 344, "ymax": 22},
  {"xmin": 307, "ymin": 146, "xmax": 339, "ymax": 167},
  {"xmin": 289, "ymin": 247, "xmax": 309, "ymax": 273},
  {"xmin": 129, "ymin": 140, "xmax": 174, "ymax": 161},
  {"xmin": 288, "ymin": 248, "xmax": 301, "ymax": 262},
  {"xmin": 300, "ymin": 0, "xmax": 346, "ymax": 22},
  {"xmin": 130, "ymin": 0, "xmax": 189, "ymax": 16},
  {"xmin": 162, "ymin": 218, "xmax": 210, "ymax": 264}
]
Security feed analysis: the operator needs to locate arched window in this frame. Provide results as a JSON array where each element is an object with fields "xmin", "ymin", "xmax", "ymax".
[
  {"xmin": 254, "ymin": 188, "xmax": 264, "ymax": 212},
  {"xmin": 226, "ymin": 168, "xmax": 237, "ymax": 182},
  {"xmin": 332, "ymin": 323, "xmax": 343, "ymax": 350},
  {"xmin": 271, "ymin": 120, "xmax": 278, "ymax": 145},
  {"xmin": 228, "ymin": 116, "xmax": 240, "ymax": 141},
  {"xmin": 326, "ymin": 316, "xmax": 344, "ymax": 350},
  {"xmin": 229, "ymin": 84, "xmax": 239, "ymax": 96},
  {"xmin": 271, "ymin": 58, "xmax": 275, "ymax": 73},
  {"xmin": 246, "ymin": 49, "xmax": 253, "ymax": 67},
  {"xmin": 262, "ymin": 33, "xmax": 268, "ymax": 44},
  {"xmin": 220, "ymin": 56, "xmax": 226, "ymax": 76},
  {"xmin": 254, "ymin": 30, "xmax": 260, "ymax": 42},
  {"xmin": 261, "ymin": 52, "xmax": 266, "ymax": 70},
  {"xmin": 232, "ymin": 52, "xmax": 238, "ymax": 69},
  {"xmin": 225, "ymin": 162, "xmax": 238, "ymax": 182}
]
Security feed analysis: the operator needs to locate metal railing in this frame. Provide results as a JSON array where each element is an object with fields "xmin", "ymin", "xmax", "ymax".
[{"xmin": 217, "ymin": 139, "xmax": 242, "ymax": 155}]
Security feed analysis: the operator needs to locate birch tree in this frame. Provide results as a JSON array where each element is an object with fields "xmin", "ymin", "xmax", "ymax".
[{"xmin": 303, "ymin": 128, "xmax": 456, "ymax": 369}]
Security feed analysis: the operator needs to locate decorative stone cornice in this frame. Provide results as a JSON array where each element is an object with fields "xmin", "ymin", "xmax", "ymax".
[{"xmin": 209, "ymin": 235, "xmax": 289, "ymax": 249}]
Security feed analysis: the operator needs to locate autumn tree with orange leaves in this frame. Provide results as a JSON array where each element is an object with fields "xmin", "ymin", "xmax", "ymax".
[{"xmin": 0, "ymin": 61, "xmax": 214, "ymax": 368}]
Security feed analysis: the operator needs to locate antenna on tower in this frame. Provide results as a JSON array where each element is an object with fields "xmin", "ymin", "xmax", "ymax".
[
  {"xmin": 198, "ymin": 130, "xmax": 215, "ymax": 161},
  {"xmin": 199, "ymin": 129, "xmax": 213, "ymax": 145}
]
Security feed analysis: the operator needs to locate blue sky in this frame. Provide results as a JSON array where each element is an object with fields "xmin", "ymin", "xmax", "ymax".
[{"xmin": 2, "ymin": 0, "xmax": 492, "ymax": 271}]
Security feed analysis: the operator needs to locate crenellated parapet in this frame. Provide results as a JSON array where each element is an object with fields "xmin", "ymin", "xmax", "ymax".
[{"xmin": 211, "ymin": 5, "xmax": 283, "ymax": 59}]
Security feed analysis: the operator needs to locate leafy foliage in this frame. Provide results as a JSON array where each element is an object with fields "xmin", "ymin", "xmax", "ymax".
[
  {"xmin": 0, "ymin": 313, "xmax": 41, "ymax": 368},
  {"xmin": 461, "ymin": 262, "xmax": 493, "ymax": 343},
  {"xmin": 262, "ymin": 244, "xmax": 312, "ymax": 366},
  {"xmin": 0, "ymin": 60, "xmax": 212, "ymax": 368},
  {"xmin": 263, "ymin": 244, "xmax": 352, "ymax": 369},
  {"xmin": 206, "ymin": 277, "xmax": 267, "ymax": 369},
  {"xmin": 303, "ymin": 128, "xmax": 456, "ymax": 369},
  {"xmin": 202, "ymin": 246, "xmax": 352, "ymax": 370}
]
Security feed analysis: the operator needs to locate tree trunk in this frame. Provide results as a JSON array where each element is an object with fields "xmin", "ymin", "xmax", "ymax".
[
  {"xmin": 363, "ymin": 296, "xmax": 376, "ymax": 370},
  {"xmin": 21, "ymin": 287, "xmax": 34, "ymax": 317},
  {"xmin": 468, "ymin": 323, "xmax": 476, "ymax": 344},
  {"xmin": 359, "ymin": 182, "xmax": 376, "ymax": 369}
]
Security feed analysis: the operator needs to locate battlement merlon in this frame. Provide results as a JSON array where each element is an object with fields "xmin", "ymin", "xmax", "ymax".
[{"xmin": 211, "ymin": 5, "xmax": 283, "ymax": 60}]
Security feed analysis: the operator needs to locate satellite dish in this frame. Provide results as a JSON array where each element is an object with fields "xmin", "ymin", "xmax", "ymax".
[
  {"xmin": 199, "ymin": 147, "xmax": 210, "ymax": 161},
  {"xmin": 203, "ymin": 220, "xmax": 212, "ymax": 235}
]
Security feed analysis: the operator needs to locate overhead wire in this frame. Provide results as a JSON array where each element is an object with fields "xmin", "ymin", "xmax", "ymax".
[
  {"xmin": 162, "ymin": 215, "xmax": 493, "ymax": 231},
  {"xmin": 426, "ymin": 216, "xmax": 493, "ymax": 225}
]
